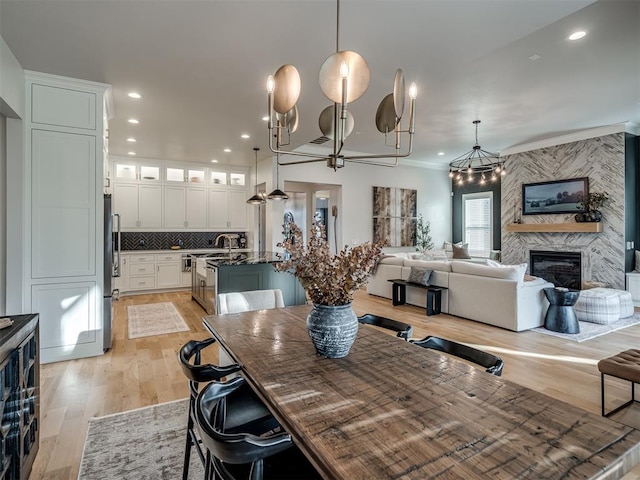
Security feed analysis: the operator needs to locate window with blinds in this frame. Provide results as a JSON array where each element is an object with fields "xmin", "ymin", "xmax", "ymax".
[{"xmin": 462, "ymin": 192, "xmax": 493, "ymax": 258}]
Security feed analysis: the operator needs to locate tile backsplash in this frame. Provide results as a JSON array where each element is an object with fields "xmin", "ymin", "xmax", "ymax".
[{"xmin": 120, "ymin": 231, "xmax": 246, "ymax": 250}]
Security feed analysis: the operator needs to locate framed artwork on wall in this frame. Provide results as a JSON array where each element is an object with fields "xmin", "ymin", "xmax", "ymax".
[
  {"xmin": 372, "ymin": 187, "xmax": 417, "ymax": 246},
  {"xmin": 522, "ymin": 177, "xmax": 588, "ymax": 215}
]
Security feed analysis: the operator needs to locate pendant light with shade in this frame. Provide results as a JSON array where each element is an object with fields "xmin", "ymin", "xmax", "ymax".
[
  {"xmin": 247, "ymin": 147, "xmax": 266, "ymax": 205},
  {"xmin": 266, "ymin": 153, "xmax": 289, "ymax": 200}
]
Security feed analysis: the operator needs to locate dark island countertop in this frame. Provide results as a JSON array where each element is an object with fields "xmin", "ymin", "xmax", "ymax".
[{"xmin": 205, "ymin": 251, "xmax": 283, "ymax": 267}]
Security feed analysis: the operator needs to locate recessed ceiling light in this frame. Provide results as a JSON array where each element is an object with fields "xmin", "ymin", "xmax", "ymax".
[
  {"xmin": 528, "ymin": 54, "xmax": 541, "ymax": 61},
  {"xmin": 128, "ymin": 118, "xmax": 139, "ymax": 124},
  {"xmin": 262, "ymin": 116, "xmax": 269, "ymax": 122},
  {"xmin": 224, "ymin": 148, "xmax": 231, "ymax": 153},
  {"xmin": 438, "ymin": 152, "xmax": 444, "ymax": 156},
  {"xmin": 568, "ymin": 31, "xmax": 586, "ymax": 41},
  {"xmin": 128, "ymin": 92, "xmax": 141, "ymax": 99},
  {"xmin": 126, "ymin": 138, "xmax": 136, "ymax": 143},
  {"xmin": 128, "ymin": 151, "xmax": 136, "ymax": 156},
  {"xmin": 241, "ymin": 134, "xmax": 250, "ymax": 139},
  {"xmin": 211, "ymin": 159, "xmax": 218, "ymax": 163}
]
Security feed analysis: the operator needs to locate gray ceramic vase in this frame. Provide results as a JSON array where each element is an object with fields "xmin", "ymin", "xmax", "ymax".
[{"xmin": 306, "ymin": 303, "xmax": 358, "ymax": 358}]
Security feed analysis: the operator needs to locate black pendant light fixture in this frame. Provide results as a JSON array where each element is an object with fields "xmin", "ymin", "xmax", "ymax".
[
  {"xmin": 266, "ymin": 153, "xmax": 289, "ymax": 200},
  {"xmin": 247, "ymin": 147, "xmax": 267, "ymax": 205}
]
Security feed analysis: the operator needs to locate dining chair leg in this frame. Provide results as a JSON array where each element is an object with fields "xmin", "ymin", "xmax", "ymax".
[{"xmin": 182, "ymin": 411, "xmax": 194, "ymax": 480}]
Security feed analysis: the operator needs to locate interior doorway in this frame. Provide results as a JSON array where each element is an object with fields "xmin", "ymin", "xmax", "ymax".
[{"xmin": 279, "ymin": 182, "xmax": 342, "ymax": 253}]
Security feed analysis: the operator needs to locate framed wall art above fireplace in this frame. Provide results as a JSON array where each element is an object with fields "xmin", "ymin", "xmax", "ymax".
[{"xmin": 522, "ymin": 177, "xmax": 589, "ymax": 215}]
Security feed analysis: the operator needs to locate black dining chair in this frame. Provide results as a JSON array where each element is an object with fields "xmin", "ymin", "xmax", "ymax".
[
  {"xmin": 195, "ymin": 377, "xmax": 322, "ymax": 480},
  {"xmin": 179, "ymin": 338, "xmax": 280, "ymax": 480},
  {"xmin": 357, "ymin": 313, "xmax": 413, "ymax": 341},
  {"xmin": 410, "ymin": 336, "xmax": 504, "ymax": 376}
]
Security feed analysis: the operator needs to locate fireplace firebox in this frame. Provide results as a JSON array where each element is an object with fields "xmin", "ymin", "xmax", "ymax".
[{"xmin": 530, "ymin": 250, "xmax": 582, "ymax": 289}]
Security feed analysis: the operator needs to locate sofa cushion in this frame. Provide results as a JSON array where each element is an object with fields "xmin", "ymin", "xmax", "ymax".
[
  {"xmin": 452, "ymin": 244, "xmax": 471, "ymax": 259},
  {"xmin": 407, "ymin": 267, "xmax": 432, "ymax": 286},
  {"xmin": 451, "ymin": 261, "xmax": 527, "ymax": 283},
  {"xmin": 421, "ymin": 249, "xmax": 448, "ymax": 261},
  {"xmin": 403, "ymin": 259, "xmax": 452, "ymax": 272},
  {"xmin": 378, "ymin": 255, "xmax": 405, "ymax": 266}
]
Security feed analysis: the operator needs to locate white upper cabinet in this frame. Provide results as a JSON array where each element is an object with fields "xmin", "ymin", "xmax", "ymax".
[
  {"xmin": 209, "ymin": 189, "xmax": 247, "ymax": 230},
  {"xmin": 114, "ymin": 183, "xmax": 162, "ymax": 229},
  {"xmin": 110, "ymin": 156, "xmax": 247, "ymax": 231},
  {"xmin": 114, "ymin": 162, "xmax": 161, "ymax": 182},
  {"xmin": 31, "ymin": 84, "xmax": 96, "ymax": 130}
]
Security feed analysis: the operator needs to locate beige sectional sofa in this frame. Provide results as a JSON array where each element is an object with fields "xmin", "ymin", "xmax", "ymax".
[{"xmin": 367, "ymin": 253, "xmax": 553, "ymax": 332}]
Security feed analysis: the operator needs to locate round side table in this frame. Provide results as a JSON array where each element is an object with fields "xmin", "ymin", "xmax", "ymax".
[{"xmin": 543, "ymin": 287, "xmax": 580, "ymax": 333}]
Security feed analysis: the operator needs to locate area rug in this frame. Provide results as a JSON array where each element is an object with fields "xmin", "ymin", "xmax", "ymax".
[
  {"xmin": 532, "ymin": 312, "xmax": 640, "ymax": 342},
  {"xmin": 127, "ymin": 302, "xmax": 190, "ymax": 339},
  {"xmin": 78, "ymin": 398, "xmax": 204, "ymax": 480}
]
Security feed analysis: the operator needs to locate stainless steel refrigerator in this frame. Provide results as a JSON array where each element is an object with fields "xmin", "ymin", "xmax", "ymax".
[{"xmin": 103, "ymin": 194, "xmax": 121, "ymax": 351}]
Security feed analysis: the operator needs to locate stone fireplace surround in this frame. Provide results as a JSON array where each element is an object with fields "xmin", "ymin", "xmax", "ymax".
[{"xmin": 501, "ymin": 132, "xmax": 626, "ymax": 290}]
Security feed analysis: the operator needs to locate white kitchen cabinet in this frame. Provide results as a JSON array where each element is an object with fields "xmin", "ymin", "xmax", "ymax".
[
  {"xmin": 31, "ymin": 129, "xmax": 96, "ymax": 278},
  {"xmin": 127, "ymin": 254, "xmax": 156, "ymax": 291},
  {"xmin": 157, "ymin": 262, "xmax": 181, "ymax": 288},
  {"xmin": 208, "ymin": 189, "xmax": 229, "ymax": 228},
  {"xmin": 114, "ymin": 162, "xmax": 161, "ymax": 183},
  {"xmin": 208, "ymin": 189, "xmax": 247, "ymax": 230},
  {"xmin": 119, "ymin": 253, "xmax": 183, "ymax": 292},
  {"xmin": 26, "ymin": 72, "xmax": 111, "ymax": 364},
  {"xmin": 164, "ymin": 186, "xmax": 187, "ymax": 229},
  {"xmin": 114, "ymin": 183, "xmax": 162, "ymax": 229},
  {"xmin": 164, "ymin": 186, "xmax": 207, "ymax": 229},
  {"xmin": 626, "ymin": 272, "xmax": 640, "ymax": 307}
]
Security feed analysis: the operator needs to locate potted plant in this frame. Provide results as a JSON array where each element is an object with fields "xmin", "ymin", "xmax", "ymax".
[
  {"xmin": 275, "ymin": 222, "xmax": 382, "ymax": 358},
  {"xmin": 576, "ymin": 191, "xmax": 609, "ymax": 222},
  {"xmin": 415, "ymin": 214, "xmax": 434, "ymax": 253}
]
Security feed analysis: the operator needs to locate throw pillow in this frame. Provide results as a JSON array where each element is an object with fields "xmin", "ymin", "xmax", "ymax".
[
  {"xmin": 452, "ymin": 244, "xmax": 471, "ymax": 259},
  {"xmin": 407, "ymin": 267, "xmax": 432, "ymax": 286}
]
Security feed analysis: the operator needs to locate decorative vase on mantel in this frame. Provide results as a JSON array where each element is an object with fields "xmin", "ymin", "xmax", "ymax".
[
  {"xmin": 575, "ymin": 210, "xmax": 602, "ymax": 223},
  {"xmin": 306, "ymin": 303, "xmax": 358, "ymax": 359}
]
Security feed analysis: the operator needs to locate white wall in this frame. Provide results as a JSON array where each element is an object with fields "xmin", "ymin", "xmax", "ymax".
[
  {"xmin": 0, "ymin": 113, "xmax": 5, "ymax": 314},
  {"xmin": 0, "ymin": 35, "xmax": 25, "ymax": 314},
  {"xmin": 0, "ymin": 36, "xmax": 25, "ymax": 119},
  {"xmin": 260, "ymin": 158, "xmax": 451, "ymax": 252}
]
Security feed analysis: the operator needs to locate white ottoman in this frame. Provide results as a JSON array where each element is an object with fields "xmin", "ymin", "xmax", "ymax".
[{"xmin": 574, "ymin": 288, "xmax": 635, "ymax": 325}]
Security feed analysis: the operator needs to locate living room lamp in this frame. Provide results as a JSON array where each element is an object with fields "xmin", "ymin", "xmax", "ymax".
[
  {"xmin": 265, "ymin": 0, "xmax": 418, "ymax": 171},
  {"xmin": 448, "ymin": 120, "xmax": 505, "ymax": 183},
  {"xmin": 247, "ymin": 147, "xmax": 267, "ymax": 205}
]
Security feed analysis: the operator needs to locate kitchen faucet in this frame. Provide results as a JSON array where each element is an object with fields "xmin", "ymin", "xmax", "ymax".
[{"xmin": 216, "ymin": 234, "xmax": 239, "ymax": 256}]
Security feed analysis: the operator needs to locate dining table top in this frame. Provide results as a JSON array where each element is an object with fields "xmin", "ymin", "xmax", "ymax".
[{"xmin": 203, "ymin": 305, "xmax": 640, "ymax": 480}]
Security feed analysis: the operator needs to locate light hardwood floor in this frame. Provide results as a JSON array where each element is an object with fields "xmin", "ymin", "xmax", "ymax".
[{"xmin": 29, "ymin": 289, "xmax": 640, "ymax": 479}]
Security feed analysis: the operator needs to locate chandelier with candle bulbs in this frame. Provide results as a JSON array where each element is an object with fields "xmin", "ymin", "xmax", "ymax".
[
  {"xmin": 449, "ymin": 120, "xmax": 505, "ymax": 186},
  {"xmin": 266, "ymin": 0, "xmax": 417, "ymax": 170}
]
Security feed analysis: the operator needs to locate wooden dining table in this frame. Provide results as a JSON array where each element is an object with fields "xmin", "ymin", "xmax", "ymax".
[{"xmin": 203, "ymin": 305, "xmax": 640, "ymax": 480}]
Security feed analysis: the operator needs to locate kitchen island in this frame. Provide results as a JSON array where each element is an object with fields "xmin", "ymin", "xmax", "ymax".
[{"xmin": 191, "ymin": 251, "xmax": 306, "ymax": 314}]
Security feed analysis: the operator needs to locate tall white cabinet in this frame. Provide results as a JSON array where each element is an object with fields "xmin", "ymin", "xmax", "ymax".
[{"xmin": 25, "ymin": 72, "xmax": 111, "ymax": 364}]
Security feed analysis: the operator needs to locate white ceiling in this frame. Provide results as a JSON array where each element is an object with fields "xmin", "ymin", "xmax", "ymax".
[{"xmin": 1, "ymin": 0, "xmax": 638, "ymax": 168}]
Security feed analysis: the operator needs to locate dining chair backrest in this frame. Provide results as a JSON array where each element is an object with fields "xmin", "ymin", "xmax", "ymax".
[
  {"xmin": 410, "ymin": 336, "xmax": 504, "ymax": 376},
  {"xmin": 217, "ymin": 289, "xmax": 285, "ymax": 314},
  {"xmin": 195, "ymin": 377, "xmax": 294, "ymax": 478},
  {"xmin": 357, "ymin": 314, "xmax": 413, "ymax": 341}
]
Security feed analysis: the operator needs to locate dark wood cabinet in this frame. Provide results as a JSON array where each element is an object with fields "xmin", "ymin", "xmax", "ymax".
[{"xmin": 0, "ymin": 314, "xmax": 39, "ymax": 480}]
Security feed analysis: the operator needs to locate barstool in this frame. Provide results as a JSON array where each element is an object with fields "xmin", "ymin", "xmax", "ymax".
[
  {"xmin": 195, "ymin": 377, "xmax": 321, "ymax": 480},
  {"xmin": 179, "ymin": 338, "xmax": 279, "ymax": 480}
]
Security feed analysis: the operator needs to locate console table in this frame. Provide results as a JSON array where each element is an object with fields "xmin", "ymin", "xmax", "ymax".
[{"xmin": 388, "ymin": 279, "xmax": 446, "ymax": 315}]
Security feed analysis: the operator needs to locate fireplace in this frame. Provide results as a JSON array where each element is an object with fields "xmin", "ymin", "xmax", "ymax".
[{"xmin": 530, "ymin": 250, "xmax": 582, "ymax": 289}]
